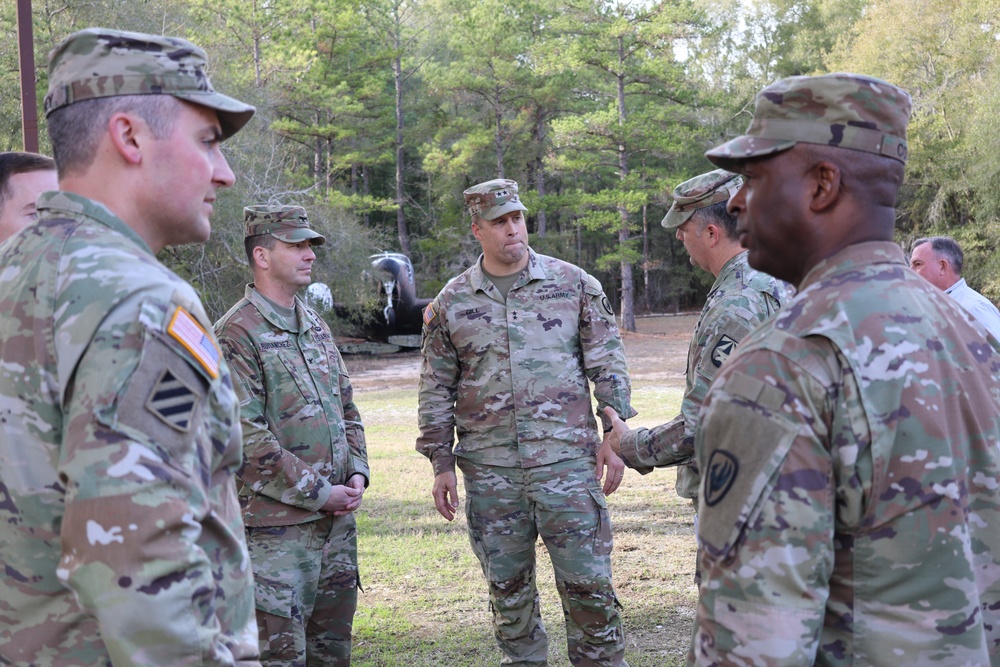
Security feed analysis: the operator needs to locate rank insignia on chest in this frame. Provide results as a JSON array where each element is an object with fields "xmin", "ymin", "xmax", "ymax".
[
  {"xmin": 168, "ymin": 306, "xmax": 222, "ymax": 378},
  {"xmin": 711, "ymin": 334, "xmax": 738, "ymax": 368}
]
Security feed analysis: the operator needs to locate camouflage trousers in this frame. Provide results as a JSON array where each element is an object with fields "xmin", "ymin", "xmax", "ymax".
[
  {"xmin": 246, "ymin": 514, "xmax": 359, "ymax": 667},
  {"xmin": 458, "ymin": 457, "xmax": 627, "ymax": 667}
]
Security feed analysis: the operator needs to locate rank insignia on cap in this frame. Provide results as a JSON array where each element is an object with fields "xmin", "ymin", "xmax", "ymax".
[
  {"xmin": 711, "ymin": 334, "xmax": 738, "ymax": 368},
  {"xmin": 146, "ymin": 369, "xmax": 198, "ymax": 432},
  {"xmin": 168, "ymin": 306, "xmax": 221, "ymax": 379},
  {"xmin": 704, "ymin": 450, "xmax": 739, "ymax": 507}
]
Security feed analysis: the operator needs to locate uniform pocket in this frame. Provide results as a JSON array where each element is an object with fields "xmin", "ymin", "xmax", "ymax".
[
  {"xmin": 245, "ymin": 526, "xmax": 297, "ymax": 619},
  {"xmin": 587, "ymin": 486, "xmax": 614, "ymax": 557}
]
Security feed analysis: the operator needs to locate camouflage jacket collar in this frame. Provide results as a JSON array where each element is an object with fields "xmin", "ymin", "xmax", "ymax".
[
  {"xmin": 244, "ymin": 283, "xmax": 303, "ymax": 333},
  {"xmin": 799, "ymin": 241, "xmax": 906, "ymax": 292},
  {"xmin": 36, "ymin": 190, "xmax": 153, "ymax": 255},
  {"xmin": 469, "ymin": 248, "xmax": 547, "ymax": 294},
  {"xmin": 708, "ymin": 251, "xmax": 750, "ymax": 298}
]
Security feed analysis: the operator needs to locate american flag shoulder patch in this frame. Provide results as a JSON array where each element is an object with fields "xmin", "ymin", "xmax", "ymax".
[
  {"xmin": 146, "ymin": 368, "xmax": 198, "ymax": 432},
  {"xmin": 167, "ymin": 306, "xmax": 221, "ymax": 379},
  {"xmin": 423, "ymin": 303, "xmax": 437, "ymax": 326}
]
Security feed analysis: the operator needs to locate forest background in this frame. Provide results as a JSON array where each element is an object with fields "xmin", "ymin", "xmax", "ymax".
[{"xmin": 3, "ymin": 0, "xmax": 999, "ymax": 328}]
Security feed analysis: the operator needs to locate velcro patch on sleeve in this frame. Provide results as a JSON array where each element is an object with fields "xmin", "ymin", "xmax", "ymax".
[
  {"xmin": 698, "ymin": 388, "xmax": 798, "ymax": 557},
  {"xmin": 168, "ymin": 307, "xmax": 221, "ymax": 379}
]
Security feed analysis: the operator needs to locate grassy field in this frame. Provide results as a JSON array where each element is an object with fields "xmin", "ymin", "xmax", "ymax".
[{"xmin": 348, "ymin": 349, "xmax": 697, "ymax": 666}]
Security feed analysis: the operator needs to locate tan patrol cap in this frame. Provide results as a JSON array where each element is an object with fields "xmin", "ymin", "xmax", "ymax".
[
  {"xmin": 244, "ymin": 205, "xmax": 326, "ymax": 246},
  {"xmin": 706, "ymin": 72, "xmax": 911, "ymax": 171},
  {"xmin": 464, "ymin": 179, "xmax": 528, "ymax": 221},
  {"xmin": 662, "ymin": 169, "xmax": 742, "ymax": 230},
  {"xmin": 44, "ymin": 28, "xmax": 255, "ymax": 140}
]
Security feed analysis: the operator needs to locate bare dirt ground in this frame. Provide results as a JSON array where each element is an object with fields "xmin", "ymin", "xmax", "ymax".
[{"xmin": 346, "ymin": 313, "xmax": 699, "ymax": 390}]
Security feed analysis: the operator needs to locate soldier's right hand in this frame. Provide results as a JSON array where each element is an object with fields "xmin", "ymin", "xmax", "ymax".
[
  {"xmin": 433, "ymin": 471, "xmax": 460, "ymax": 521},
  {"xmin": 322, "ymin": 484, "xmax": 364, "ymax": 515},
  {"xmin": 603, "ymin": 406, "xmax": 630, "ymax": 457}
]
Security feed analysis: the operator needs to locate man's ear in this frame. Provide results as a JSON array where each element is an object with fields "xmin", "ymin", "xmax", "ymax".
[
  {"xmin": 107, "ymin": 112, "xmax": 144, "ymax": 166},
  {"xmin": 471, "ymin": 220, "xmax": 483, "ymax": 242},
  {"xmin": 809, "ymin": 161, "xmax": 842, "ymax": 213},
  {"xmin": 703, "ymin": 222, "xmax": 721, "ymax": 247},
  {"xmin": 253, "ymin": 245, "xmax": 269, "ymax": 271}
]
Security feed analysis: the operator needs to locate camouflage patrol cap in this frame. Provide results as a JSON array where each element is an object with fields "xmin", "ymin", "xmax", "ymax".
[
  {"xmin": 464, "ymin": 179, "xmax": 528, "ymax": 222},
  {"xmin": 706, "ymin": 73, "xmax": 911, "ymax": 171},
  {"xmin": 244, "ymin": 205, "xmax": 326, "ymax": 246},
  {"xmin": 44, "ymin": 28, "xmax": 255, "ymax": 140},
  {"xmin": 662, "ymin": 169, "xmax": 742, "ymax": 230}
]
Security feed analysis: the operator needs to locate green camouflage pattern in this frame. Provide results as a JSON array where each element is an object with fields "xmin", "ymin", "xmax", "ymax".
[
  {"xmin": 459, "ymin": 458, "xmax": 626, "ymax": 666},
  {"xmin": 0, "ymin": 191, "xmax": 258, "ymax": 666},
  {"xmin": 44, "ymin": 28, "xmax": 255, "ymax": 139},
  {"xmin": 619, "ymin": 252, "xmax": 789, "ymax": 501},
  {"xmin": 244, "ymin": 204, "xmax": 326, "ymax": 246},
  {"xmin": 246, "ymin": 517, "xmax": 358, "ymax": 666},
  {"xmin": 214, "ymin": 285, "xmax": 369, "ymax": 527},
  {"xmin": 690, "ymin": 242, "xmax": 1000, "ymax": 666},
  {"xmin": 661, "ymin": 169, "xmax": 742, "ymax": 230},
  {"xmin": 706, "ymin": 73, "xmax": 911, "ymax": 171},
  {"xmin": 416, "ymin": 249, "xmax": 637, "ymax": 477},
  {"xmin": 463, "ymin": 178, "xmax": 529, "ymax": 221}
]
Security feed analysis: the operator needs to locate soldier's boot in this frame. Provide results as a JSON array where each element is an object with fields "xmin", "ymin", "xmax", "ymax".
[
  {"xmin": 490, "ymin": 568, "xmax": 549, "ymax": 666},
  {"xmin": 557, "ymin": 578, "xmax": 627, "ymax": 667}
]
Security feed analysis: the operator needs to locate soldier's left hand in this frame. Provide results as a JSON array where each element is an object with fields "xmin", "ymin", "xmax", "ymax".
[{"xmin": 597, "ymin": 436, "xmax": 626, "ymax": 495}]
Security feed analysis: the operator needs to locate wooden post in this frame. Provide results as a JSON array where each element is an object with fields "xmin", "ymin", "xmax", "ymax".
[{"xmin": 16, "ymin": 0, "xmax": 39, "ymax": 152}]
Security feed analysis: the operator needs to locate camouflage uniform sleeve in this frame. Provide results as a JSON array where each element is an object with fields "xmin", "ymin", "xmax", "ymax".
[
  {"xmin": 690, "ymin": 339, "xmax": 846, "ymax": 666},
  {"xmin": 217, "ymin": 330, "xmax": 334, "ymax": 511},
  {"xmin": 58, "ymin": 298, "xmax": 257, "ymax": 666},
  {"xmin": 415, "ymin": 297, "xmax": 459, "ymax": 476},
  {"xmin": 580, "ymin": 273, "xmax": 638, "ymax": 431},
  {"xmin": 618, "ymin": 415, "xmax": 687, "ymax": 473},
  {"xmin": 336, "ymin": 346, "xmax": 369, "ymax": 485}
]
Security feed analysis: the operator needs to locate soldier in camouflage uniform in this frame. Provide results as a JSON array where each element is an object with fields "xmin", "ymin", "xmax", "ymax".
[
  {"xmin": 689, "ymin": 73, "xmax": 1000, "ymax": 665},
  {"xmin": 0, "ymin": 29, "xmax": 259, "ymax": 665},
  {"xmin": 0, "ymin": 151, "xmax": 57, "ymax": 244},
  {"xmin": 604, "ymin": 169, "xmax": 790, "ymax": 581},
  {"xmin": 215, "ymin": 205, "xmax": 369, "ymax": 667},
  {"xmin": 417, "ymin": 178, "xmax": 638, "ymax": 666}
]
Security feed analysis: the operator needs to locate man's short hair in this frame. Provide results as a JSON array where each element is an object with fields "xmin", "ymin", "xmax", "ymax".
[
  {"xmin": 0, "ymin": 152, "xmax": 56, "ymax": 209},
  {"xmin": 46, "ymin": 95, "xmax": 177, "ymax": 176},
  {"xmin": 692, "ymin": 200, "xmax": 739, "ymax": 241},
  {"xmin": 912, "ymin": 236, "xmax": 964, "ymax": 275},
  {"xmin": 245, "ymin": 233, "xmax": 278, "ymax": 268}
]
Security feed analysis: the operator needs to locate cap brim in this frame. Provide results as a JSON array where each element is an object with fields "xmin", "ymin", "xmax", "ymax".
[
  {"xmin": 272, "ymin": 228, "xmax": 326, "ymax": 246},
  {"xmin": 705, "ymin": 136, "xmax": 796, "ymax": 171},
  {"xmin": 479, "ymin": 200, "xmax": 528, "ymax": 222},
  {"xmin": 661, "ymin": 205, "xmax": 694, "ymax": 230},
  {"xmin": 174, "ymin": 91, "xmax": 256, "ymax": 140}
]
